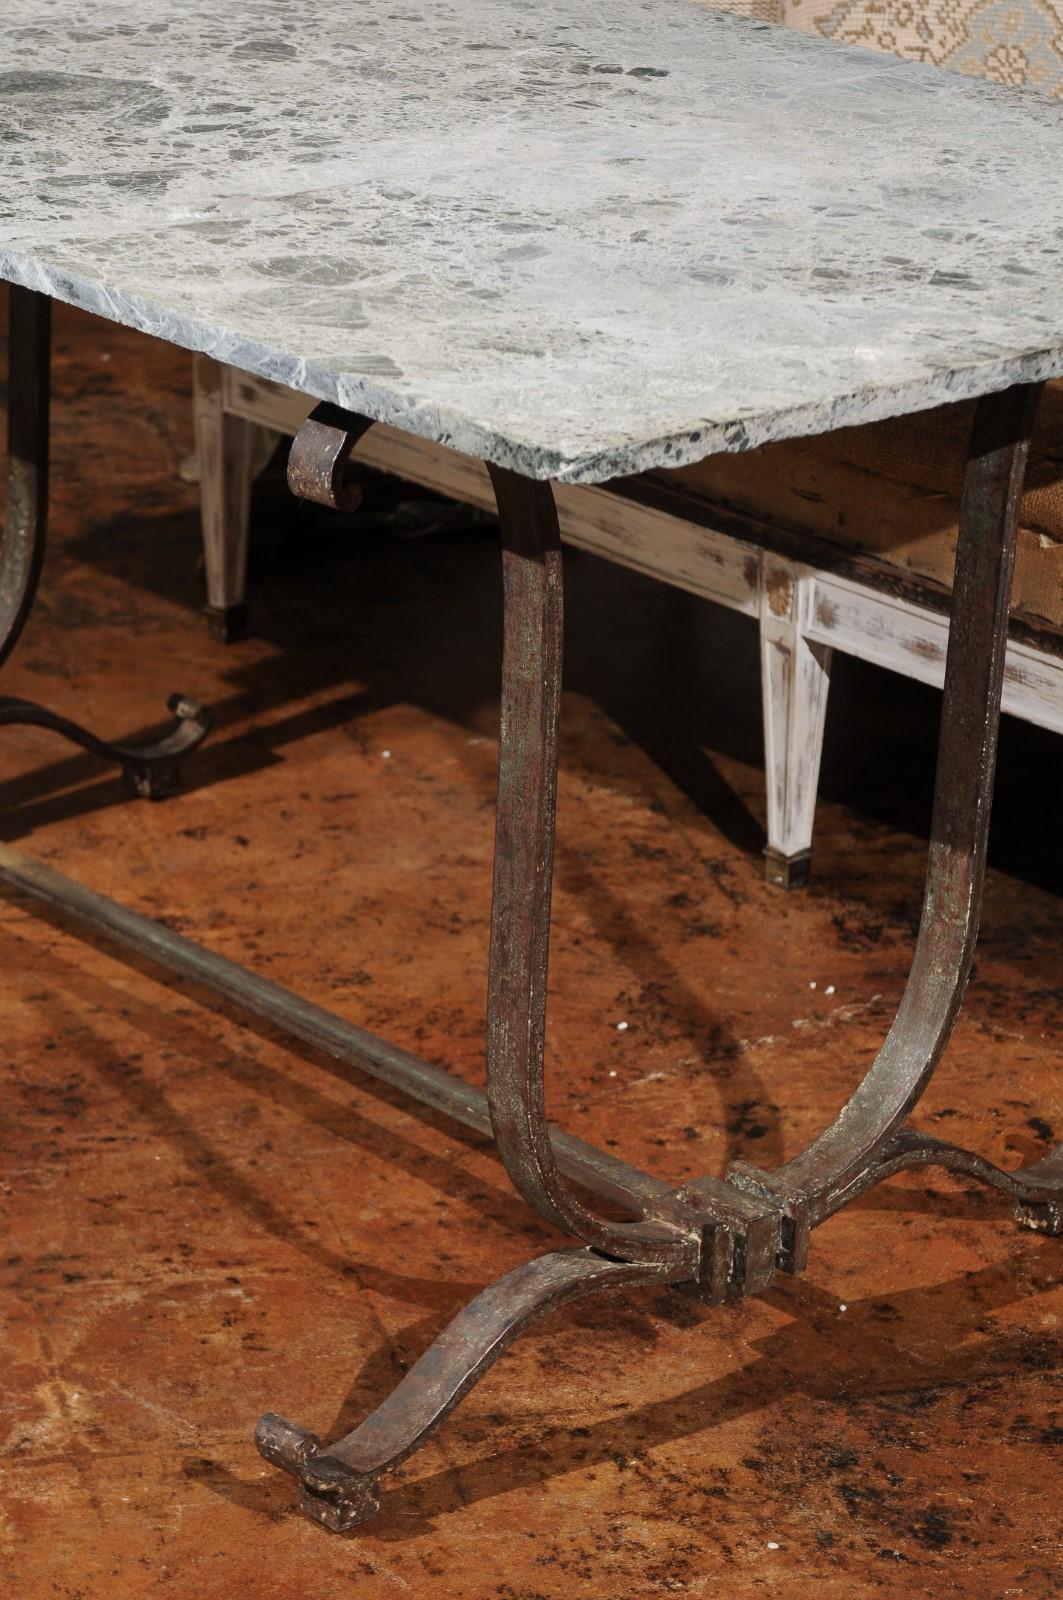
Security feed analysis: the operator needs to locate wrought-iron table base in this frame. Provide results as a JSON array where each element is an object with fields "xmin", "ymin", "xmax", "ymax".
[{"xmin": 3, "ymin": 284, "xmax": 1060, "ymax": 1533}]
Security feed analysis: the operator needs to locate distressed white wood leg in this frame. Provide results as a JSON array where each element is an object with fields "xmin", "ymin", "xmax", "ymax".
[
  {"xmin": 759, "ymin": 554, "xmax": 833, "ymax": 888},
  {"xmin": 193, "ymin": 354, "xmax": 261, "ymax": 642}
]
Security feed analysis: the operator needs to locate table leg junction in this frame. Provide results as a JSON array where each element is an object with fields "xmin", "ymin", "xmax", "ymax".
[{"xmin": 2, "ymin": 285, "xmax": 1060, "ymax": 1532}]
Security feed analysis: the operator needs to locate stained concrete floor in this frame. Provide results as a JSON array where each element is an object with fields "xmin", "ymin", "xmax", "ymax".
[{"xmin": 0, "ymin": 292, "xmax": 1060, "ymax": 1598}]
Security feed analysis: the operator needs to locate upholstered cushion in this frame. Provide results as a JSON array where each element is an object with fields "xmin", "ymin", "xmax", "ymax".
[
  {"xmin": 702, "ymin": 0, "xmax": 787, "ymax": 17},
  {"xmin": 783, "ymin": 0, "xmax": 1063, "ymax": 95},
  {"xmin": 706, "ymin": 0, "xmax": 1063, "ymax": 95}
]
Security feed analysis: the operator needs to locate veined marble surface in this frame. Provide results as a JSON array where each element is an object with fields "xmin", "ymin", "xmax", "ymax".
[{"xmin": 2, "ymin": 1, "xmax": 1063, "ymax": 483}]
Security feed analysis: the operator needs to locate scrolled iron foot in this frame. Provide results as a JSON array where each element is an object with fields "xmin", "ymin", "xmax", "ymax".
[
  {"xmin": 202, "ymin": 601, "xmax": 249, "ymax": 645},
  {"xmin": 1015, "ymin": 1199, "xmax": 1063, "ymax": 1235},
  {"xmin": 814, "ymin": 1126, "xmax": 1063, "ymax": 1235},
  {"xmin": 0, "ymin": 690, "xmax": 212, "ymax": 799},
  {"xmin": 256, "ymin": 1416, "xmax": 380, "ymax": 1532},
  {"xmin": 1008, "ymin": 1147, "xmax": 1063, "ymax": 1235},
  {"xmin": 255, "ymin": 1247, "xmax": 680, "ymax": 1532}
]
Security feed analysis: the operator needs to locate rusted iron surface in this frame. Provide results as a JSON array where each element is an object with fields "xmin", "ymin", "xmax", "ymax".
[
  {"xmin": 757, "ymin": 383, "xmax": 1048, "ymax": 1232},
  {"xmin": 252, "ymin": 387, "xmax": 1063, "ymax": 1528},
  {"xmin": 1, "ymin": 301, "xmax": 1060, "ymax": 1552},
  {"xmin": 2, "ymin": 286, "xmax": 49, "ymax": 671},
  {"xmin": 256, "ymin": 1250, "xmax": 679, "ymax": 1532},
  {"xmin": 287, "ymin": 401, "xmax": 374, "ymax": 512}
]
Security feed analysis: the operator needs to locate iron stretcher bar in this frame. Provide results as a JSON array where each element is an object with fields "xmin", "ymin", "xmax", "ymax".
[{"xmin": 0, "ymin": 841, "xmax": 667, "ymax": 1214}]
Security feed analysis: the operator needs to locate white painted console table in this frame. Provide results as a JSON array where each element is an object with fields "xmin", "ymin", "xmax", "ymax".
[
  {"xmin": 193, "ymin": 359, "xmax": 1063, "ymax": 887},
  {"xmin": 2, "ymin": 0, "xmax": 1063, "ymax": 1536}
]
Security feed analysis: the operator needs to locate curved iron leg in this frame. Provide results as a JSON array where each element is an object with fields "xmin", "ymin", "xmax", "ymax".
[
  {"xmin": 2, "ymin": 287, "xmax": 50, "ymax": 671},
  {"xmin": 725, "ymin": 383, "xmax": 1059, "ymax": 1254},
  {"xmin": 484, "ymin": 464, "xmax": 699, "ymax": 1269},
  {"xmin": 2, "ymin": 286, "xmax": 211, "ymax": 793},
  {"xmin": 255, "ymin": 389, "xmax": 1059, "ymax": 1537}
]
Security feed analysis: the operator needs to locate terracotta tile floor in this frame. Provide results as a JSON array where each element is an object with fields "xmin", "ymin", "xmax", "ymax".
[{"xmin": 1, "ymin": 292, "xmax": 1061, "ymax": 1597}]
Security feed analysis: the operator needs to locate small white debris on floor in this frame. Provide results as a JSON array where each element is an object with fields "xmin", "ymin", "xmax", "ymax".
[
  {"xmin": 381, "ymin": 750, "xmax": 392, "ymax": 759},
  {"xmin": 825, "ymin": 984, "xmax": 836, "ymax": 995},
  {"xmin": 838, "ymin": 1303, "xmax": 848, "ymax": 1312},
  {"xmin": 766, "ymin": 1541, "xmax": 780, "ymax": 1550},
  {"xmin": 616, "ymin": 1020, "xmax": 629, "ymax": 1031},
  {"xmin": 809, "ymin": 980, "xmax": 817, "ymax": 989},
  {"xmin": 608, "ymin": 1070, "xmax": 618, "ymax": 1078}
]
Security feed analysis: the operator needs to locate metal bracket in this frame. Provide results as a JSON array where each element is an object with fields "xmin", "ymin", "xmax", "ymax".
[{"xmin": 287, "ymin": 402, "xmax": 376, "ymax": 512}]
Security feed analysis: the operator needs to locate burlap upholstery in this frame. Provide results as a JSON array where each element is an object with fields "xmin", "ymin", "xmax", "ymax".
[
  {"xmin": 674, "ymin": 0, "xmax": 1063, "ymax": 628},
  {"xmin": 705, "ymin": 0, "xmax": 786, "ymax": 17},
  {"xmin": 705, "ymin": 0, "xmax": 1063, "ymax": 94},
  {"xmin": 784, "ymin": 0, "xmax": 1063, "ymax": 95}
]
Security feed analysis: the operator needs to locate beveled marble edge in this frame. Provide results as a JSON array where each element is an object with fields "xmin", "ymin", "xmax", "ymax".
[{"xmin": 5, "ymin": 246, "xmax": 1063, "ymax": 485}]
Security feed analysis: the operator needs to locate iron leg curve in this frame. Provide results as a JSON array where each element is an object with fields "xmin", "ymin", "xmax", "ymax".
[
  {"xmin": 2, "ymin": 286, "xmax": 211, "ymax": 793},
  {"xmin": 819, "ymin": 1127, "xmax": 1063, "ymax": 1236},
  {"xmin": 725, "ymin": 383, "xmax": 1063, "ymax": 1252}
]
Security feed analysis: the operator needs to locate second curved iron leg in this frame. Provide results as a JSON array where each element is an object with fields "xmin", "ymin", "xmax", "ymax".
[{"xmin": 728, "ymin": 384, "xmax": 1047, "ymax": 1255}]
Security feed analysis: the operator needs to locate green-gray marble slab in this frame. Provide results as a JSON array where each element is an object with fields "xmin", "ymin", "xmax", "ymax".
[{"xmin": 3, "ymin": 0, "xmax": 1063, "ymax": 481}]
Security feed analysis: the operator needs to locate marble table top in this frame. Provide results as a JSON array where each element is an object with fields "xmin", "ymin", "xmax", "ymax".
[{"xmin": 3, "ymin": 0, "xmax": 1063, "ymax": 483}]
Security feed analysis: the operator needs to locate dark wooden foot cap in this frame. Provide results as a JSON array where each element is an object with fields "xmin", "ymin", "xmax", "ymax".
[
  {"xmin": 203, "ymin": 602, "xmax": 249, "ymax": 643},
  {"xmin": 763, "ymin": 846, "xmax": 813, "ymax": 890}
]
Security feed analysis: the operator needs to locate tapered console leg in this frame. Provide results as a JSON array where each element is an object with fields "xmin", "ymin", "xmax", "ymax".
[{"xmin": 760, "ymin": 555, "xmax": 831, "ymax": 889}]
